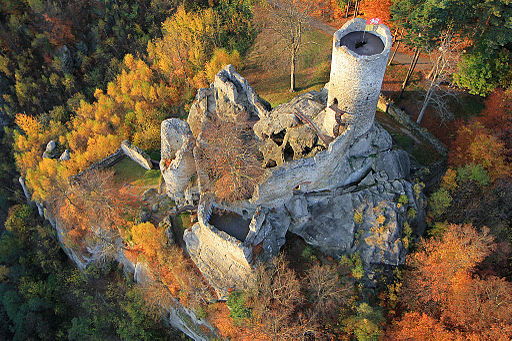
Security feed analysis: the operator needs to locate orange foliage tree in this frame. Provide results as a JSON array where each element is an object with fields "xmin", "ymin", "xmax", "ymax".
[
  {"xmin": 131, "ymin": 222, "xmax": 166, "ymax": 259},
  {"xmin": 390, "ymin": 224, "xmax": 512, "ymax": 339},
  {"xmin": 195, "ymin": 111, "xmax": 265, "ymax": 203},
  {"xmin": 53, "ymin": 169, "xmax": 140, "ymax": 256},
  {"xmin": 360, "ymin": 0, "xmax": 393, "ymax": 27},
  {"xmin": 449, "ymin": 89, "xmax": 512, "ymax": 180}
]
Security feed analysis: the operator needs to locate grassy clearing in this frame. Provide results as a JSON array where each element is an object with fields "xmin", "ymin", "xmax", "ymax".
[
  {"xmin": 242, "ymin": 28, "xmax": 332, "ymax": 108},
  {"xmin": 112, "ymin": 157, "xmax": 146, "ymax": 184},
  {"xmin": 112, "ymin": 157, "xmax": 160, "ymax": 187},
  {"xmin": 133, "ymin": 169, "xmax": 161, "ymax": 188}
]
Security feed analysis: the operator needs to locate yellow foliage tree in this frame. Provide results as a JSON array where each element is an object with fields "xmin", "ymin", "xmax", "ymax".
[
  {"xmin": 131, "ymin": 222, "xmax": 166, "ymax": 259},
  {"xmin": 148, "ymin": 5, "xmax": 217, "ymax": 89},
  {"xmin": 14, "ymin": 114, "xmax": 66, "ymax": 177},
  {"xmin": 205, "ymin": 48, "xmax": 241, "ymax": 82}
]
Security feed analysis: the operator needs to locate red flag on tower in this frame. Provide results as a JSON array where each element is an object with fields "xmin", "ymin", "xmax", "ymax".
[{"xmin": 366, "ymin": 18, "xmax": 383, "ymax": 25}]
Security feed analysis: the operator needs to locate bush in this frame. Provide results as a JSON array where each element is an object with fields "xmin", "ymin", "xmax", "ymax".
[
  {"xmin": 342, "ymin": 302, "xmax": 384, "ymax": 341},
  {"xmin": 429, "ymin": 188, "xmax": 452, "ymax": 218},
  {"xmin": 457, "ymin": 164, "xmax": 491, "ymax": 187},
  {"xmin": 398, "ymin": 194, "xmax": 409, "ymax": 205},
  {"xmin": 226, "ymin": 291, "xmax": 252, "ymax": 325},
  {"xmin": 341, "ymin": 254, "xmax": 364, "ymax": 280},
  {"xmin": 301, "ymin": 245, "xmax": 317, "ymax": 262},
  {"xmin": 354, "ymin": 210, "xmax": 364, "ymax": 225}
]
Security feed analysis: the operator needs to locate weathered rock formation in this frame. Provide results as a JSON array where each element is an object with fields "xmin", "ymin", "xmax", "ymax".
[
  {"xmin": 160, "ymin": 118, "xmax": 197, "ymax": 206},
  {"xmin": 160, "ymin": 65, "xmax": 426, "ymax": 298}
]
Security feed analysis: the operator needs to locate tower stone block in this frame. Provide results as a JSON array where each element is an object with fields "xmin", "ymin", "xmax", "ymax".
[{"xmin": 325, "ymin": 18, "xmax": 392, "ymax": 138}]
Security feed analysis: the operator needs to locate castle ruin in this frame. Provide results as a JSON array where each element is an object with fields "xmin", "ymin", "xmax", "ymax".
[{"xmin": 159, "ymin": 18, "xmax": 424, "ymax": 299}]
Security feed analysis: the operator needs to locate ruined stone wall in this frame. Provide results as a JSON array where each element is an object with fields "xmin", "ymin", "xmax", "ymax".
[
  {"xmin": 251, "ymin": 120, "xmax": 393, "ymax": 209},
  {"xmin": 377, "ymin": 94, "xmax": 448, "ymax": 156},
  {"xmin": 325, "ymin": 18, "xmax": 392, "ymax": 138},
  {"xmin": 251, "ymin": 125, "xmax": 356, "ymax": 207},
  {"xmin": 121, "ymin": 140, "xmax": 153, "ymax": 170},
  {"xmin": 71, "ymin": 148, "xmax": 125, "ymax": 180},
  {"xmin": 184, "ymin": 199, "xmax": 253, "ymax": 299}
]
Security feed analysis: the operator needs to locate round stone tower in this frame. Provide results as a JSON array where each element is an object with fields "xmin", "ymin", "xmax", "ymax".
[{"xmin": 324, "ymin": 18, "xmax": 392, "ymax": 138}]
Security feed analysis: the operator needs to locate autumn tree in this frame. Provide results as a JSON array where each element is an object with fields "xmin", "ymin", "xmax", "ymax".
[
  {"xmin": 195, "ymin": 111, "xmax": 265, "ymax": 203},
  {"xmin": 305, "ymin": 263, "xmax": 353, "ymax": 321},
  {"xmin": 261, "ymin": 0, "xmax": 315, "ymax": 92},
  {"xmin": 391, "ymin": 223, "xmax": 512, "ymax": 339},
  {"xmin": 131, "ymin": 222, "xmax": 166, "ymax": 259},
  {"xmin": 246, "ymin": 255, "xmax": 315, "ymax": 339},
  {"xmin": 360, "ymin": 0, "xmax": 393, "ymax": 27},
  {"xmin": 416, "ymin": 32, "xmax": 461, "ymax": 125},
  {"xmin": 14, "ymin": 114, "xmax": 66, "ymax": 177},
  {"xmin": 449, "ymin": 121, "xmax": 512, "ymax": 181},
  {"xmin": 54, "ymin": 169, "xmax": 140, "ymax": 259}
]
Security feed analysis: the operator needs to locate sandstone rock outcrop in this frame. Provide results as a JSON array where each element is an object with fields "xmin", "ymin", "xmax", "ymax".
[
  {"xmin": 187, "ymin": 64, "xmax": 271, "ymax": 139},
  {"xmin": 59, "ymin": 149, "xmax": 70, "ymax": 161},
  {"xmin": 160, "ymin": 65, "xmax": 426, "ymax": 296},
  {"xmin": 42, "ymin": 140, "xmax": 58, "ymax": 159},
  {"xmin": 160, "ymin": 119, "xmax": 197, "ymax": 205}
]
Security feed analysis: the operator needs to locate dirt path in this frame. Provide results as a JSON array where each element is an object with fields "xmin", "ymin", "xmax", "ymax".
[{"xmin": 307, "ymin": 16, "xmax": 432, "ymax": 70}]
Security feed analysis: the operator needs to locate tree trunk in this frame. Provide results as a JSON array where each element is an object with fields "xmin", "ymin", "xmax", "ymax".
[
  {"xmin": 416, "ymin": 85, "xmax": 434, "ymax": 124},
  {"xmin": 388, "ymin": 28, "xmax": 404, "ymax": 65},
  {"xmin": 290, "ymin": 49, "xmax": 296, "ymax": 92},
  {"xmin": 353, "ymin": 0, "xmax": 359, "ymax": 18},
  {"xmin": 418, "ymin": 54, "xmax": 442, "ymax": 124},
  {"xmin": 345, "ymin": 0, "xmax": 351, "ymax": 18},
  {"xmin": 398, "ymin": 47, "xmax": 421, "ymax": 100},
  {"xmin": 427, "ymin": 54, "xmax": 443, "ymax": 80},
  {"xmin": 388, "ymin": 39, "xmax": 401, "ymax": 66}
]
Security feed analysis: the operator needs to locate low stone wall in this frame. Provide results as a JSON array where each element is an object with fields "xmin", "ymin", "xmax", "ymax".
[
  {"xmin": 121, "ymin": 140, "xmax": 153, "ymax": 170},
  {"xmin": 71, "ymin": 148, "xmax": 125, "ymax": 180},
  {"xmin": 71, "ymin": 141, "xmax": 153, "ymax": 181},
  {"xmin": 377, "ymin": 94, "xmax": 448, "ymax": 156}
]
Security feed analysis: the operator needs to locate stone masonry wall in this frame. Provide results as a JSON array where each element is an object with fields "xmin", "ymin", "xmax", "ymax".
[
  {"xmin": 184, "ymin": 198, "xmax": 253, "ymax": 299},
  {"xmin": 325, "ymin": 18, "xmax": 392, "ymax": 138},
  {"xmin": 377, "ymin": 94, "xmax": 448, "ymax": 156},
  {"xmin": 121, "ymin": 140, "xmax": 153, "ymax": 170}
]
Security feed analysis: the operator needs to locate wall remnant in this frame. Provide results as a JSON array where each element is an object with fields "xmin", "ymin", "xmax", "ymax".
[{"xmin": 121, "ymin": 140, "xmax": 153, "ymax": 170}]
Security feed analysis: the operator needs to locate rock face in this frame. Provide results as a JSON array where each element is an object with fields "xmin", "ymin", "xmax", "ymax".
[
  {"xmin": 159, "ymin": 119, "xmax": 197, "ymax": 205},
  {"xmin": 254, "ymin": 89, "xmax": 328, "ymax": 167},
  {"xmin": 161, "ymin": 65, "xmax": 426, "ymax": 296},
  {"xmin": 187, "ymin": 64, "xmax": 271, "ymax": 138},
  {"xmin": 59, "ymin": 149, "xmax": 70, "ymax": 161},
  {"xmin": 43, "ymin": 140, "xmax": 58, "ymax": 159}
]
